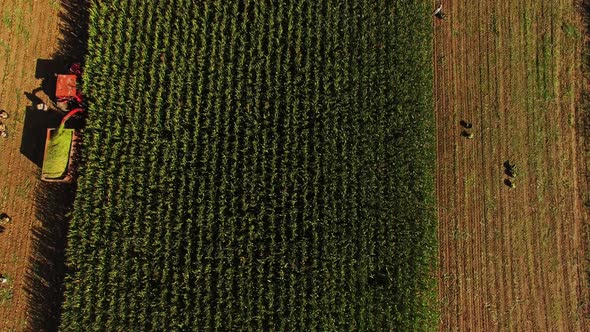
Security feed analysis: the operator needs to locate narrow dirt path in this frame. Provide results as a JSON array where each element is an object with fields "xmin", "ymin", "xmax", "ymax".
[{"xmin": 434, "ymin": 0, "xmax": 590, "ymax": 330}]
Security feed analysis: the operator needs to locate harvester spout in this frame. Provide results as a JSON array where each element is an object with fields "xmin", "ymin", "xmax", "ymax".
[{"xmin": 60, "ymin": 108, "xmax": 84, "ymax": 128}]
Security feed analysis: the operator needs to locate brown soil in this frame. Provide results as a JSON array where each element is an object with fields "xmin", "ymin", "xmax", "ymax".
[
  {"xmin": 434, "ymin": 0, "xmax": 590, "ymax": 331},
  {"xmin": 0, "ymin": 1, "xmax": 76, "ymax": 331}
]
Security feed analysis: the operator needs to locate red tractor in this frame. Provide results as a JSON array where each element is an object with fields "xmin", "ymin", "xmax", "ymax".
[{"xmin": 54, "ymin": 63, "xmax": 84, "ymax": 112}]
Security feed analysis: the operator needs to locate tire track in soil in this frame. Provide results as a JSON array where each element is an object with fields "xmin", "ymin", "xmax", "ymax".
[{"xmin": 434, "ymin": 0, "xmax": 590, "ymax": 330}]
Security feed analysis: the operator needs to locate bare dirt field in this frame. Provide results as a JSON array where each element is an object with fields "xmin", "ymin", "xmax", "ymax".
[
  {"xmin": 434, "ymin": 0, "xmax": 590, "ymax": 331},
  {"xmin": 0, "ymin": 0, "xmax": 78, "ymax": 331}
]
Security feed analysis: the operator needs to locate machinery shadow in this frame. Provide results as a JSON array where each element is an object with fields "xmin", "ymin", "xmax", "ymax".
[
  {"xmin": 20, "ymin": 106, "xmax": 63, "ymax": 168},
  {"xmin": 29, "ymin": 59, "xmax": 61, "ymax": 103},
  {"xmin": 24, "ymin": 0, "xmax": 89, "ymax": 331}
]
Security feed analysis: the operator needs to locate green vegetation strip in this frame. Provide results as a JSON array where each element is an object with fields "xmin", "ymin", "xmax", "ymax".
[{"xmin": 60, "ymin": 0, "xmax": 436, "ymax": 330}]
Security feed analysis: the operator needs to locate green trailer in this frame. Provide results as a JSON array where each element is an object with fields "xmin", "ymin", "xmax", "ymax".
[
  {"xmin": 41, "ymin": 127, "xmax": 78, "ymax": 182},
  {"xmin": 40, "ymin": 107, "xmax": 83, "ymax": 182}
]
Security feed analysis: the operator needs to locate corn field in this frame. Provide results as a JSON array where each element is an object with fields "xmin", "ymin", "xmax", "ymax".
[{"xmin": 60, "ymin": 0, "xmax": 436, "ymax": 330}]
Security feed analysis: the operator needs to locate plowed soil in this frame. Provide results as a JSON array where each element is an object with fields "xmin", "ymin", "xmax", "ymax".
[
  {"xmin": 434, "ymin": 0, "xmax": 590, "ymax": 331},
  {"xmin": 0, "ymin": 0, "xmax": 62, "ymax": 330}
]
